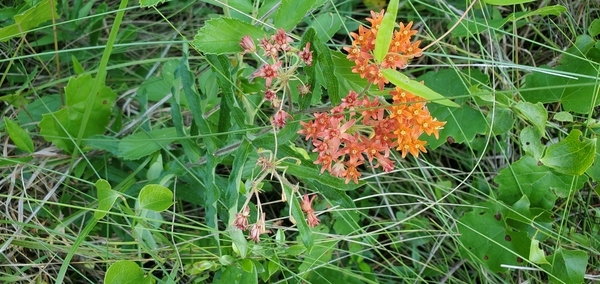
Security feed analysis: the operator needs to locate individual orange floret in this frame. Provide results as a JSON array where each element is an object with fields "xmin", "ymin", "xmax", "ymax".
[{"xmin": 366, "ymin": 9, "xmax": 385, "ymax": 35}]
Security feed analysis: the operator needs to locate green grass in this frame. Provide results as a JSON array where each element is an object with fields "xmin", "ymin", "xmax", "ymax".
[{"xmin": 1, "ymin": 0, "xmax": 600, "ymax": 283}]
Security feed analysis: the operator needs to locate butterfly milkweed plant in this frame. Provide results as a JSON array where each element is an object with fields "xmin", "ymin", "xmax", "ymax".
[{"xmin": 1, "ymin": 0, "xmax": 599, "ymax": 282}]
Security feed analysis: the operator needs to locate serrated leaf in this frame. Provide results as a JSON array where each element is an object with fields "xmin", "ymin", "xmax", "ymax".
[
  {"xmin": 95, "ymin": 179, "xmax": 120, "ymax": 220},
  {"xmin": 383, "ymin": 69, "xmax": 460, "ymax": 107},
  {"xmin": 495, "ymin": 156, "xmax": 586, "ymax": 210},
  {"xmin": 541, "ymin": 129, "xmax": 596, "ymax": 176},
  {"xmin": 118, "ymin": 127, "xmax": 178, "ymax": 160},
  {"xmin": 193, "ymin": 18, "xmax": 267, "ymax": 54},
  {"xmin": 104, "ymin": 260, "xmax": 153, "ymax": 284},
  {"xmin": 4, "ymin": 118, "xmax": 34, "ymax": 153},
  {"xmin": 138, "ymin": 184, "xmax": 173, "ymax": 212},
  {"xmin": 274, "ymin": 0, "xmax": 318, "ymax": 30},
  {"xmin": 513, "ymin": 101, "xmax": 547, "ymax": 136},
  {"xmin": 542, "ymin": 248, "xmax": 588, "ymax": 284},
  {"xmin": 39, "ymin": 74, "xmax": 116, "ymax": 153},
  {"xmin": 458, "ymin": 201, "xmax": 530, "ymax": 273},
  {"xmin": 0, "ymin": 0, "xmax": 58, "ymax": 42},
  {"xmin": 520, "ymin": 126, "xmax": 544, "ymax": 160}
]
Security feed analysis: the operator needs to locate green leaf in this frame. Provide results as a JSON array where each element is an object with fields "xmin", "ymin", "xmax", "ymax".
[
  {"xmin": 274, "ymin": 0, "xmax": 318, "ymax": 31},
  {"xmin": 139, "ymin": 0, "xmax": 168, "ymax": 7},
  {"xmin": 495, "ymin": 156, "xmax": 587, "ymax": 210},
  {"xmin": 373, "ymin": 0, "xmax": 398, "ymax": 63},
  {"xmin": 458, "ymin": 201, "xmax": 530, "ymax": 273},
  {"xmin": 541, "ymin": 129, "xmax": 596, "ymax": 176},
  {"xmin": 553, "ymin": 111, "xmax": 573, "ymax": 122},
  {"xmin": 193, "ymin": 18, "xmax": 267, "ymax": 54},
  {"xmin": 522, "ymin": 35, "xmax": 600, "ymax": 114},
  {"xmin": 483, "ymin": 0, "xmax": 535, "ymax": 5},
  {"xmin": 94, "ymin": 179, "xmax": 120, "ymax": 220},
  {"xmin": 104, "ymin": 260, "xmax": 153, "ymax": 284},
  {"xmin": 4, "ymin": 118, "xmax": 34, "ymax": 153},
  {"xmin": 282, "ymin": 183, "xmax": 313, "ymax": 250},
  {"xmin": 542, "ymin": 248, "xmax": 588, "ymax": 284},
  {"xmin": 138, "ymin": 184, "xmax": 174, "ymax": 212},
  {"xmin": 281, "ymin": 160, "xmax": 362, "ymax": 191},
  {"xmin": 39, "ymin": 74, "xmax": 116, "ymax": 153},
  {"xmin": 308, "ymin": 12, "xmax": 343, "ymax": 42},
  {"xmin": 382, "ymin": 69, "xmax": 460, "ymax": 107},
  {"xmin": 117, "ymin": 128, "xmax": 178, "ymax": 160},
  {"xmin": 417, "ymin": 70, "xmax": 488, "ymax": 149},
  {"xmin": 520, "ymin": 126, "xmax": 544, "ymax": 160},
  {"xmin": 529, "ymin": 239, "xmax": 550, "ymax": 265},
  {"xmin": 0, "ymin": 0, "xmax": 58, "ymax": 42},
  {"xmin": 513, "ymin": 101, "xmax": 547, "ymax": 136},
  {"xmin": 311, "ymin": 31, "xmax": 340, "ymax": 105},
  {"xmin": 589, "ymin": 19, "xmax": 600, "ymax": 38}
]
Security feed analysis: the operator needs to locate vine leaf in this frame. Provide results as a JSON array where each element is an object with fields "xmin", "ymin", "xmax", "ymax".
[
  {"xmin": 495, "ymin": 156, "xmax": 587, "ymax": 210},
  {"xmin": 458, "ymin": 201, "xmax": 530, "ymax": 273},
  {"xmin": 540, "ymin": 129, "xmax": 596, "ymax": 176}
]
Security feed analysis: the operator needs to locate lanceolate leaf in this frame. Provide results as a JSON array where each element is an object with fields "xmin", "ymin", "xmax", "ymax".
[
  {"xmin": 373, "ymin": 0, "xmax": 399, "ymax": 63},
  {"xmin": 540, "ymin": 129, "xmax": 596, "ymax": 176},
  {"xmin": 4, "ymin": 118, "xmax": 34, "ymax": 153},
  {"xmin": 193, "ymin": 18, "xmax": 267, "ymax": 54},
  {"xmin": 382, "ymin": 69, "xmax": 460, "ymax": 107}
]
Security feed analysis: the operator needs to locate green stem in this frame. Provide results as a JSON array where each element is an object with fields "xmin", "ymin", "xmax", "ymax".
[{"xmin": 73, "ymin": 0, "xmax": 128, "ymax": 156}]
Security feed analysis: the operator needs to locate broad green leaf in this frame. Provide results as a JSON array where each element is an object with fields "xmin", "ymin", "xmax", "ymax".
[
  {"xmin": 138, "ymin": 184, "xmax": 173, "ymax": 212},
  {"xmin": 274, "ymin": 0, "xmax": 318, "ymax": 30},
  {"xmin": 529, "ymin": 239, "xmax": 550, "ymax": 265},
  {"xmin": 542, "ymin": 248, "xmax": 588, "ymax": 284},
  {"xmin": 522, "ymin": 35, "xmax": 600, "ymax": 114},
  {"xmin": 104, "ymin": 260, "xmax": 153, "ymax": 284},
  {"xmin": 520, "ymin": 126, "xmax": 544, "ymax": 160},
  {"xmin": 139, "ymin": 0, "xmax": 168, "ymax": 7},
  {"xmin": 117, "ymin": 127, "xmax": 178, "ymax": 160},
  {"xmin": 483, "ymin": 0, "xmax": 535, "ymax": 4},
  {"xmin": 541, "ymin": 129, "xmax": 596, "ymax": 176},
  {"xmin": 39, "ymin": 74, "xmax": 116, "ymax": 153},
  {"xmin": 193, "ymin": 18, "xmax": 267, "ymax": 54},
  {"xmin": 298, "ymin": 226, "xmax": 336, "ymax": 273},
  {"xmin": 495, "ymin": 156, "xmax": 587, "ymax": 210},
  {"xmin": 382, "ymin": 69, "xmax": 460, "ymax": 107},
  {"xmin": 589, "ymin": 19, "xmax": 600, "ymax": 38},
  {"xmin": 553, "ymin": 111, "xmax": 573, "ymax": 122},
  {"xmin": 308, "ymin": 12, "xmax": 343, "ymax": 42},
  {"xmin": 513, "ymin": 101, "xmax": 547, "ymax": 136},
  {"xmin": 373, "ymin": 0, "xmax": 398, "ymax": 63},
  {"xmin": 418, "ymin": 69, "xmax": 488, "ymax": 149},
  {"xmin": 94, "ymin": 179, "xmax": 120, "ymax": 220},
  {"xmin": 458, "ymin": 201, "xmax": 530, "ymax": 273},
  {"xmin": 0, "ymin": 0, "xmax": 58, "ymax": 42},
  {"xmin": 4, "ymin": 118, "xmax": 34, "ymax": 153}
]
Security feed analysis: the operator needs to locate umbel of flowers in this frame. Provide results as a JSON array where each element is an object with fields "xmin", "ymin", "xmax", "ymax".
[{"xmin": 298, "ymin": 10, "xmax": 446, "ymax": 184}]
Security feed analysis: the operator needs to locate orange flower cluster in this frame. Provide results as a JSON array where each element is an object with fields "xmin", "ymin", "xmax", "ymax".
[
  {"xmin": 342, "ymin": 10, "xmax": 423, "ymax": 90},
  {"xmin": 298, "ymin": 89, "xmax": 445, "ymax": 184}
]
